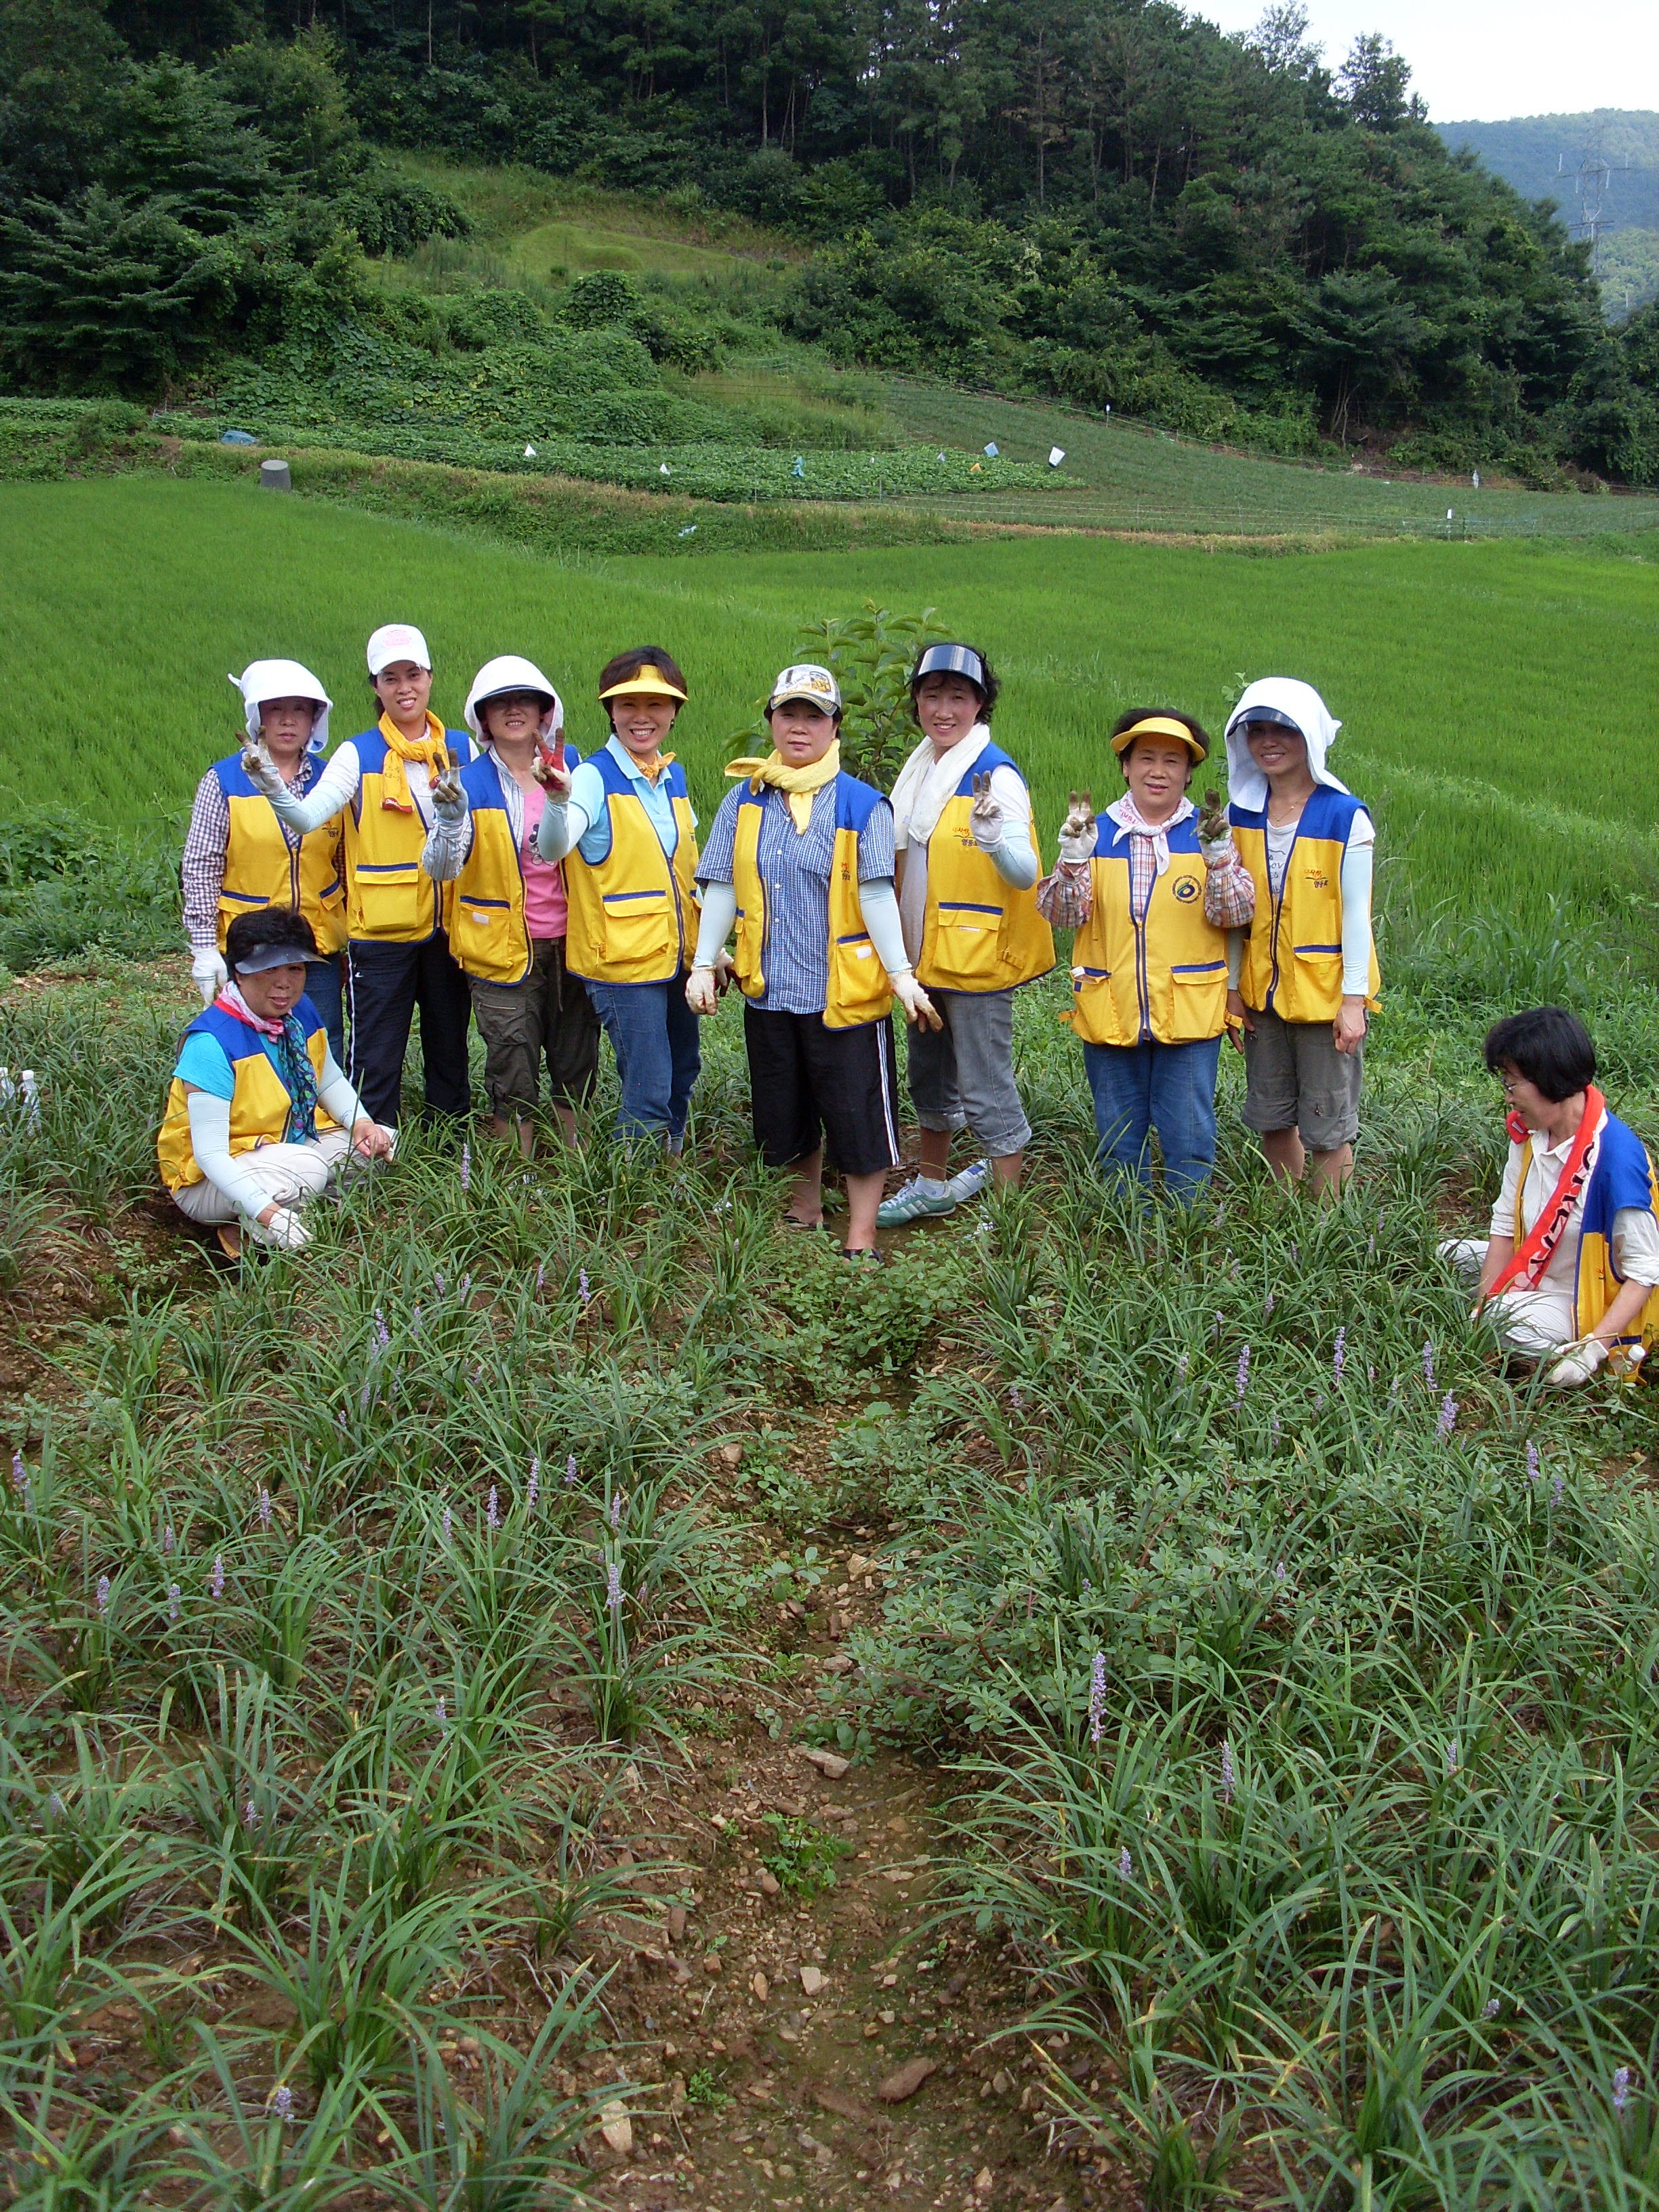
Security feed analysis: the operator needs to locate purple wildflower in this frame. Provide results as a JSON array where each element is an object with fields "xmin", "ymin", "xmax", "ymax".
[
  {"xmin": 210, "ymin": 1554, "xmax": 225, "ymax": 1600},
  {"xmin": 1274, "ymin": 1561, "xmax": 1287, "ymax": 1584},
  {"xmin": 460, "ymin": 1274, "xmax": 472, "ymax": 1302},
  {"xmin": 270, "ymin": 2085, "xmax": 295, "ymax": 2123},
  {"xmin": 243, "ymin": 1799, "xmax": 258, "ymax": 1831},
  {"xmin": 257, "ymin": 1486, "xmax": 272, "ymax": 1530},
  {"xmin": 1212, "ymin": 1309, "xmax": 1224, "ymax": 1340},
  {"xmin": 1445, "ymin": 1739, "xmax": 1458, "ymax": 1777},
  {"xmin": 606, "ymin": 1560, "xmax": 623, "ymax": 1612},
  {"xmin": 1614, "ymin": 2067, "xmax": 1631, "ymax": 2114},
  {"xmin": 435, "ymin": 1271, "xmax": 445, "ymax": 1296},
  {"xmin": 1551, "ymin": 1473, "xmax": 1564, "ymax": 1507},
  {"xmin": 9, "ymin": 1449, "xmax": 26, "ymax": 1498},
  {"xmin": 95, "ymin": 1575, "xmax": 110, "ymax": 1615},
  {"xmin": 608, "ymin": 1491, "xmax": 624, "ymax": 1530},
  {"xmin": 459, "ymin": 1142, "xmax": 472, "ymax": 1193},
  {"xmin": 527, "ymin": 1456, "xmax": 539, "ymax": 1513},
  {"xmin": 578, "ymin": 1268, "xmax": 592, "ymax": 1310},
  {"xmin": 1288, "ymin": 1243, "xmax": 1298, "ymax": 1266},
  {"xmin": 1388, "ymin": 1376, "xmax": 1402, "ymax": 1408},
  {"xmin": 1423, "ymin": 1338, "xmax": 1437, "ymax": 1391},
  {"xmin": 336, "ymin": 1408, "xmax": 348, "ymax": 1431},
  {"xmin": 1332, "ymin": 1328, "xmax": 1346, "ymax": 1382},
  {"xmin": 1437, "ymin": 1393, "xmax": 1457, "ymax": 1439},
  {"xmin": 168, "ymin": 1582, "xmax": 180, "ymax": 1622},
  {"xmin": 411, "ymin": 1305, "xmax": 422, "ymax": 1330},
  {"xmin": 1214, "ymin": 1204, "xmax": 1225, "ymax": 1228},
  {"xmin": 1176, "ymin": 1350, "xmax": 1190, "ymax": 1383},
  {"xmin": 434, "ymin": 1695, "xmax": 448, "ymax": 1734},
  {"xmin": 163, "ymin": 1524, "xmax": 175, "ymax": 1555},
  {"xmin": 47, "ymin": 1791, "xmax": 64, "ymax": 1819},
  {"xmin": 486, "ymin": 1485, "xmax": 500, "ymax": 1531},
  {"xmin": 565, "ymin": 1454, "xmax": 579, "ymax": 1487},
  {"xmin": 373, "ymin": 1309, "xmax": 390, "ymax": 1352},
  {"xmin": 1235, "ymin": 1344, "xmax": 1250, "ymax": 1403},
  {"xmin": 1483, "ymin": 1997, "xmax": 1500, "ymax": 2018},
  {"xmin": 1118, "ymin": 1845, "xmax": 1133, "ymax": 1879},
  {"xmin": 442, "ymin": 1504, "xmax": 453, "ymax": 1544},
  {"xmin": 1008, "ymin": 1383, "xmax": 1023, "ymax": 1413},
  {"xmin": 1088, "ymin": 1652, "xmax": 1107, "ymax": 1744},
  {"xmin": 1313, "ymin": 1391, "xmax": 1327, "ymax": 1415},
  {"xmin": 1366, "ymin": 1234, "xmax": 1376, "ymax": 1258},
  {"xmin": 1270, "ymin": 1414, "xmax": 1282, "ymax": 1448},
  {"xmin": 360, "ymin": 1376, "xmax": 373, "ymax": 1413},
  {"xmin": 1526, "ymin": 1441, "xmax": 1540, "ymax": 1485},
  {"xmin": 536, "ymin": 1260, "xmax": 546, "ymax": 1294},
  {"xmin": 1220, "ymin": 1740, "xmax": 1235, "ymax": 1805},
  {"xmin": 1263, "ymin": 1290, "xmax": 1275, "ymax": 1316}
]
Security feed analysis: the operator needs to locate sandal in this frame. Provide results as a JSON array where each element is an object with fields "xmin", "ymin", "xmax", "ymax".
[
  {"xmin": 214, "ymin": 1224, "xmax": 243, "ymax": 1261},
  {"xmin": 840, "ymin": 1245, "xmax": 884, "ymax": 1265},
  {"xmin": 780, "ymin": 1214, "xmax": 832, "ymax": 1233}
]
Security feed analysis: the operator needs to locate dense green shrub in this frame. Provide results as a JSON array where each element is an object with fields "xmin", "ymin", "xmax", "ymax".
[{"xmin": 0, "ymin": 810, "xmax": 178, "ymax": 972}]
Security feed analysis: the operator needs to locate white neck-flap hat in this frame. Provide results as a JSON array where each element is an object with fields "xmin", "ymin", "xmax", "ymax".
[
  {"xmin": 229, "ymin": 659, "xmax": 333, "ymax": 754},
  {"xmin": 1223, "ymin": 677, "xmax": 1345, "ymax": 813},
  {"xmin": 463, "ymin": 655, "xmax": 564, "ymax": 744}
]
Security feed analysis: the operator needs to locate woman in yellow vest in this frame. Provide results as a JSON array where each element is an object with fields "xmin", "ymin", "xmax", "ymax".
[
  {"xmin": 243, "ymin": 623, "xmax": 476, "ymax": 1130},
  {"xmin": 687, "ymin": 663, "xmax": 938, "ymax": 1261},
  {"xmin": 531, "ymin": 647, "xmax": 701, "ymax": 1148},
  {"xmin": 421, "ymin": 655, "xmax": 600, "ymax": 1155},
  {"xmin": 159, "ymin": 907, "xmax": 394, "ymax": 1260},
  {"xmin": 1050, "ymin": 711, "xmax": 1254, "ymax": 1203},
  {"xmin": 180, "ymin": 660, "xmax": 346, "ymax": 1061},
  {"xmin": 877, "ymin": 644, "xmax": 1052, "ymax": 1230},
  {"xmin": 1223, "ymin": 678, "xmax": 1378, "ymax": 1197}
]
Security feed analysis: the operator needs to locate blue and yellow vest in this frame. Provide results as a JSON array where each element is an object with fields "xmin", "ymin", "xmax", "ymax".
[
  {"xmin": 914, "ymin": 743, "xmax": 1053, "ymax": 993},
  {"xmin": 1229, "ymin": 786, "xmax": 1380, "ymax": 1023},
  {"xmin": 1513, "ymin": 1113, "xmax": 1659, "ymax": 1351},
  {"xmin": 1065, "ymin": 813, "xmax": 1229, "ymax": 1047},
  {"xmin": 446, "ymin": 750, "xmax": 583, "ymax": 987},
  {"xmin": 157, "ymin": 999, "xmax": 337, "ymax": 1193},
  {"xmin": 563, "ymin": 751, "xmax": 699, "ymax": 986},
  {"xmin": 345, "ymin": 718, "xmax": 474, "ymax": 945},
  {"xmin": 211, "ymin": 756, "xmax": 346, "ymax": 956},
  {"xmin": 731, "ymin": 773, "xmax": 893, "ymax": 1031}
]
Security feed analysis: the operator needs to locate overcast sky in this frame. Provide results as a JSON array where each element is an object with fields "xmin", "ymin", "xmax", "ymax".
[{"xmin": 1197, "ymin": 0, "xmax": 1658, "ymax": 123}]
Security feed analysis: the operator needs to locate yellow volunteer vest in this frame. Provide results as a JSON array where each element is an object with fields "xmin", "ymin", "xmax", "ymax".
[
  {"xmin": 914, "ymin": 747, "xmax": 1052, "ymax": 992},
  {"xmin": 1231, "ymin": 787, "xmax": 1380, "ymax": 1023},
  {"xmin": 345, "ymin": 716, "xmax": 468, "ymax": 945},
  {"xmin": 157, "ymin": 1006, "xmax": 337, "ymax": 1193},
  {"xmin": 1066, "ymin": 817, "xmax": 1229, "ymax": 1047},
  {"xmin": 211, "ymin": 759, "xmax": 346, "ymax": 956},
  {"xmin": 729, "ymin": 775, "xmax": 894, "ymax": 1031},
  {"xmin": 1513, "ymin": 1120, "xmax": 1659, "ymax": 1351},
  {"xmin": 563, "ymin": 753, "xmax": 699, "ymax": 985}
]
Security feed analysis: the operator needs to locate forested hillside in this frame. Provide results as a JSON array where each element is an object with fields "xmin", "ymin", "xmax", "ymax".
[{"xmin": 3, "ymin": 0, "xmax": 1658, "ymax": 481}]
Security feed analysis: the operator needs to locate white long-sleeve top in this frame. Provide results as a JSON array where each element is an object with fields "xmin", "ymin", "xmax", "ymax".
[
  {"xmin": 182, "ymin": 1050, "xmax": 363, "ymax": 1217},
  {"xmin": 261, "ymin": 743, "xmax": 440, "ymax": 836},
  {"xmin": 691, "ymin": 875, "xmax": 911, "ymax": 977},
  {"xmin": 1490, "ymin": 1126, "xmax": 1659, "ymax": 1293}
]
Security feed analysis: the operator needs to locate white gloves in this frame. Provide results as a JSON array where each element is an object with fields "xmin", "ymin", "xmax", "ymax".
[
  {"xmin": 239, "ymin": 741, "xmax": 287, "ymax": 799},
  {"xmin": 191, "ymin": 946, "xmax": 227, "ymax": 1005},
  {"xmin": 890, "ymin": 971, "xmax": 942, "ymax": 1028},
  {"xmin": 247, "ymin": 1208, "xmax": 312, "ymax": 1251},
  {"xmin": 685, "ymin": 966, "xmax": 719, "ymax": 1017},
  {"xmin": 969, "ymin": 771, "xmax": 1005, "ymax": 852},
  {"xmin": 1542, "ymin": 1336, "xmax": 1608, "ymax": 1389},
  {"xmin": 430, "ymin": 764, "xmax": 468, "ymax": 826},
  {"xmin": 1054, "ymin": 790, "xmax": 1097, "ymax": 867}
]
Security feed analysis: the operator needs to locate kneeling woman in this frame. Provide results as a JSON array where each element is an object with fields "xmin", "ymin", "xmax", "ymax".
[
  {"xmin": 158, "ymin": 909, "xmax": 395, "ymax": 1256},
  {"xmin": 688, "ymin": 663, "xmax": 938, "ymax": 1258},
  {"xmin": 1441, "ymin": 1006, "xmax": 1659, "ymax": 1386},
  {"xmin": 1053, "ymin": 712, "xmax": 1254, "ymax": 1202}
]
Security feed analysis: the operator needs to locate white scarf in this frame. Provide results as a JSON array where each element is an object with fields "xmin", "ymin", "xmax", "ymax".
[
  {"xmin": 1105, "ymin": 792, "xmax": 1193, "ymax": 880},
  {"xmin": 889, "ymin": 724, "xmax": 993, "ymax": 851}
]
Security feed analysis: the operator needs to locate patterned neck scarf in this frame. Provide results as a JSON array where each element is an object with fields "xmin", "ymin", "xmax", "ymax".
[{"xmin": 217, "ymin": 982, "xmax": 320, "ymax": 1142}]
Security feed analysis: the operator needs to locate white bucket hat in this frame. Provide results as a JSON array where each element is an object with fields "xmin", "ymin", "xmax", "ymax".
[
  {"xmin": 367, "ymin": 623, "xmax": 432, "ymax": 678},
  {"xmin": 229, "ymin": 659, "xmax": 332, "ymax": 755},
  {"xmin": 463, "ymin": 655, "xmax": 564, "ymax": 744}
]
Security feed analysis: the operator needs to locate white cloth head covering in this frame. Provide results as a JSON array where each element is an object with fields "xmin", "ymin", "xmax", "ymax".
[
  {"xmin": 463, "ymin": 655, "xmax": 564, "ymax": 745},
  {"xmin": 888, "ymin": 722, "xmax": 993, "ymax": 851},
  {"xmin": 367, "ymin": 623, "xmax": 432, "ymax": 678},
  {"xmin": 228, "ymin": 659, "xmax": 332, "ymax": 755},
  {"xmin": 1224, "ymin": 678, "xmax": 1345, "ymax": 813}
]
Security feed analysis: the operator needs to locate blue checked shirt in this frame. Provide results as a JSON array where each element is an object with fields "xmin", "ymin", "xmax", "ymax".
[{"xmin": 698, "ymin": 781, "xmax": 895, "ymax": 1015}]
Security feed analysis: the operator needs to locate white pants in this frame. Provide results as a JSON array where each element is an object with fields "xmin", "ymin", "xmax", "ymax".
[
  {"xmin": 172, "ymin": 1130, "xmax": 357, "ymax": 1226},
  {"xmin": 1439, "ymin": 1237, "xmax": 1576, "ymax": 1355}
]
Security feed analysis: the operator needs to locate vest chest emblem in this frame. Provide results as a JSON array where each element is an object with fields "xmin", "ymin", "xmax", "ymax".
[{"xmin": 1172, "ymin": 873, "xmax": 1202, "ymax": 902}]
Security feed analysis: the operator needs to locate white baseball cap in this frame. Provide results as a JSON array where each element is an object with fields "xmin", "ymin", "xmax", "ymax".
[
  {"xmin": 766, "ymin": 663, "xmax": 841, "ymax": 715},
  {"xmin": 464, "ymin": 655, "xmax": 564, "ymax": 743},
  {"xmin": 366, "ymin": 623, "xmax": 432, "ymax": 678},
  {"xmin": 229, "ymin": 659, "xmax": 332, "ymax": 754}
]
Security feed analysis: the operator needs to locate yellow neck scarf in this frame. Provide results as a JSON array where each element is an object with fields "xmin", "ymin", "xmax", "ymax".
[
  {"xmin": 724, "ymin": 741, "xmax": 840, "ymax": 834},
  {"xmin": 377, "ymin": 710, "xmax": 451, "ymax": 814}
]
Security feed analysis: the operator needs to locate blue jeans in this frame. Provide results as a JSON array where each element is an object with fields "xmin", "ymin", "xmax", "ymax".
[
  {"xmin": 304, "ymin": 956, "xmax": 345, "ymax": 1070},
  {"xmin": 1083, "ymin": 1036, "xmax": 1223, "ymax": 1204},
  {"xmin": 586, "ymin": 973, "xmax": 701, "ymax": 1145}
]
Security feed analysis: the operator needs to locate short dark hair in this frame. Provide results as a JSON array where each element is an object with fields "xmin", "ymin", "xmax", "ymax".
[
  {"xmin": 910, "ymin": 644, "xmax": 1000, "ymax": 722},
  {"xmin": 597, "ymin": 645, "xmax": 687, "ymax": 731},
  {"xmin": 225, "ymin": 906, "xmax": 318, "ymax": 975},
  {"xmin": 1483, "ymin": 1007, "xmax": 1597, "ymax": 1102},
  {"xmin": 1111, "ymin": 708, "xmax": 1209, "ymax": 769}
]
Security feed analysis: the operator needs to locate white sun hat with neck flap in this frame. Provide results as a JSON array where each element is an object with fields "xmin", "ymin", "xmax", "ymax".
[
  {"xmin": 1223, "ymin": 676, "xmax": 1346, "ymax": 813},
  {"xmin": 463, "ymin": 655, "xmax": 564, "ymax": 744},
  {"xmin": 229, "ymin": 660, "xmax": 333, "ymax": 755}
]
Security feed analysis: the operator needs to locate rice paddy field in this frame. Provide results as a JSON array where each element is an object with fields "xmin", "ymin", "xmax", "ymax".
[{"xmin": 5, "ymin": 471, "xmax": 1659, "ymax": 2207}]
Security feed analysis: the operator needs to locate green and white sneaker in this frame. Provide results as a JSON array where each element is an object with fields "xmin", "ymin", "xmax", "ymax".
[{"xmin": 876, "ymin": 1174, "xmax": 958, "ymax": 1228}]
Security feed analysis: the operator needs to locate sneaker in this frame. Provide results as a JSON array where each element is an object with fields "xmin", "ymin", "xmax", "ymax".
[
  {"xmin": 876, "ymin": 1175, "xmax": 957, "ymax": 1228},
  {"xmin": 946, "ymin": 1158, "xmax": 993, "ymax": 1205}
]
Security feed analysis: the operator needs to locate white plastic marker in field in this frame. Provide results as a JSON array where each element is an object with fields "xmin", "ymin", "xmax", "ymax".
[
  {"xmin": 0, "ymin": 1069, "xmax": 41, "ymax": 1132},
  {"xmin": 524, "ymin": 444, "xmax": 537, "ymax": 458},
  {"xmin": 983, "ymin": 442, "xmax": 999, "ymax": 457},
  {"xmin": 659, "ymin": 462, "xmax": 671, "ymax": 476},
  {"xmin": 1048, "ymin": 447, "xmax": 1066, "ymax": 467}
]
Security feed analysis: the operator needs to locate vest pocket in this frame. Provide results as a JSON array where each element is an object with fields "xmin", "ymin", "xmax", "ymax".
[
  {"xmin": 1069, "ymin": 966, "xmax": 1122, "ymax": 1045},
  {"xmin": 457, "ymin": 895, "xmax": 518, "ymax": 979},
  {"xmin": 353, "ymin": 860, "xmax": 428, "ymax": 939},
  {"xmin": 830, "ymin": 931, "xmax": 888, "ymax": 1023},
  {"xmin": 932, "ymin": 899, "xmax": 1008, "ymax": 985},
  {"xmin": 1285, "ymin": 947, "xmax": 1344, "ymax": 1019},
  {"xmin": 602, "ymin": 888, "xmax": 672, "ymax": 969},
  {"xmin": 1168, "ymin": 960, "xmax": 1227, "ymax": 1042}
]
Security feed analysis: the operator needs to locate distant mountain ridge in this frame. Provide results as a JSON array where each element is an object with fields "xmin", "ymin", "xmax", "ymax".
[{"xmin": 1437, "ymin": 111, "xmax": 1659, "ymax": 232}]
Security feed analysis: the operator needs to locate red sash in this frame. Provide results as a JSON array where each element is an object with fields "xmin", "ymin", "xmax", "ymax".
[{"xmin": 1483, "ymin": 1086, "xmax": 1603, "ymax": 1301}]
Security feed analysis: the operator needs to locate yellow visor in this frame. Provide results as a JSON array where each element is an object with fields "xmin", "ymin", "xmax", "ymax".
[
  {"xmin": 598, "ymin": 663, "xmax": 687, "ymax": 703},
  {"xmin": 1111, "ymin": 714, "xmax": 1206, "ymax": 762}
]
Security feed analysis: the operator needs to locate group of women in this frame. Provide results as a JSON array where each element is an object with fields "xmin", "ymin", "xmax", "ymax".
[{"xmin": 157, "ymin": 619, "xmax": 1659, "ymax": 1388}]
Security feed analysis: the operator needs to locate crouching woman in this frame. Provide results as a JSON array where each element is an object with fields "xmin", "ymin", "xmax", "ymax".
[
  {"xmin": 1441, "ymin": 1006, "xmax": 1659, "ymax": 1386},
  {"xmin": 158, "ymin": 909, "xmax": 395, "ymax": 1258}
]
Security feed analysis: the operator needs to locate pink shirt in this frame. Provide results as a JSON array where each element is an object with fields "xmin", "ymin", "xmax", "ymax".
[{"xmin": 517, "ymin": 780, "xmax": 568, "ymax": 941}]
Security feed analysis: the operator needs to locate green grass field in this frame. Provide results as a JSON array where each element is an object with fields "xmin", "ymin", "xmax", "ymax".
[{"xmin": 4, "ymin": 474, "xmax": 1655, "ymax": 940}]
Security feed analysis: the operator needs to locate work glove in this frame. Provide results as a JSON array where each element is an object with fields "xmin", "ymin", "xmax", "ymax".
[
  {"xmin": 190, "ymin": 945, "xmax": 227, "ymax": 1005},
  {"xmin": 1196, "ymin": 787, "xmax": 1234, "ymax": 866},
  {"xmin": 969, "ymin": 771, "xmax": 1005, "ymax": 852},
  {"xmin": 247, "ymin": 1207, "xmax": 312, "ymax": 1251},
  {"xmin": 430, "ymin": 760, "xmax": 468, "ymax": 825},
  {"xmin": 532, "ymin": 753, "xmax": 573, "ymax": 802},
  {"xmin": 1541, "ymin": 1335, "xmax": 1608, "ymax": 1389},
  {"xmin": 684, "ymin": 966, "xmax": 720, "ymax": 1017},
  {"xmin": 239, "ymin": 739, "xmax": 287, "ymax": 798},
  {"xmin": 890, "ymin": 970, "xmax": 943, "ymax": 1029},
  {"xmin": 1055, "ymin": 789, "xmax": 1097, "ymax": 867},
  {"xmin": 714, "ymin": 949, "xmax": 736, "ymax": 996}
]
